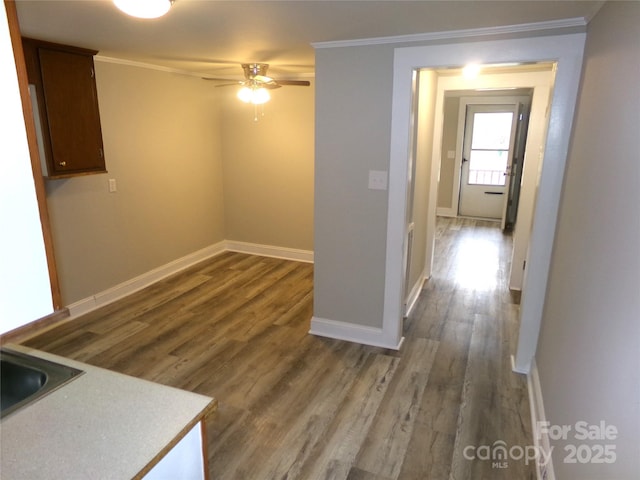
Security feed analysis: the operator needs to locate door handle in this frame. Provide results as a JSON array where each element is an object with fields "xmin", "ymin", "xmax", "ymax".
[{"xmin": 484, "ymin": 191, "xmax": 504, "ymax": 195}]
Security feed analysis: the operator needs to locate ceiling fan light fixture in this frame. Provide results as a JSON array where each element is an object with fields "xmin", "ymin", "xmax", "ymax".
[
  {"xmin": 237, "ymin": 86, "xmax": 270, "ymax": 105},
  {"xmin": 114, "ymin": 0, "xmax": 174, "ymax": 19}
]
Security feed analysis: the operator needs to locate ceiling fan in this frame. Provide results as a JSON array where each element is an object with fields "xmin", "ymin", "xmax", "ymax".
[
  {"xmin": 204, "ymin": 63, "xmax": 310, "ymax": 120},
  {"xmin": 203, "ymin": 63, "xmax": 310, "ymax": 90}
]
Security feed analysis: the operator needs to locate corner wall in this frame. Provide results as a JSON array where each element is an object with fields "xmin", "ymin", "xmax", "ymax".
[
  {"xmin": 535, "ymin": 2, "xmax": 640, "ymax": 478},
  {"xmin": 220, "ymin": 81, "xmax": 315, "ymax": 252},
  {"xmin": 46, "ymin": 61, "xmax": 226, "ymax": 305},
  {"xmin": 313, "ymin": 44, "xmax": 395, "ymax": 331},
  {"xmin": 405, "ymin": 69, "xmax": 437, "ymax": 307}
]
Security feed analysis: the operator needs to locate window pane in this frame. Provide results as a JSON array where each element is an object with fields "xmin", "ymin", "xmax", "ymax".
[
  {"xmin": 471, "ymin": 112, "xmax": 513, "ymax": 150},
  {"xmin": 468, "ymin": 150, "xmax": 507, "ymax": 186}
]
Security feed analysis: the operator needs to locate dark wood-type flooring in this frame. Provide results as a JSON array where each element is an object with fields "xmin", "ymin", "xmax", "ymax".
[{"xmin": 23, "ymin": 217, "xmax": 534, "ymax": 479}]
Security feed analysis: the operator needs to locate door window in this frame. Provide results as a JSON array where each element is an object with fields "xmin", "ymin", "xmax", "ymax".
[{"xmin": 467, "ymin": 112, "xmax": 513, "ymax": 186}]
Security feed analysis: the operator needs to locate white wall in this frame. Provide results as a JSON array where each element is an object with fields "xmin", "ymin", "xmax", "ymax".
[
  {"xmin": 0, "ymin": 2, "xmax": 52, "ymax": 333},
  {"xmin": 535, "ymin": 2, "xmax": 640, "ymax": 478}
]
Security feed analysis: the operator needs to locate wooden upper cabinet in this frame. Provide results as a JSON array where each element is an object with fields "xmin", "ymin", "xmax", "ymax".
[{"xmin": 22, "ymin": 38, "xmax": 106, "ymax": 178}]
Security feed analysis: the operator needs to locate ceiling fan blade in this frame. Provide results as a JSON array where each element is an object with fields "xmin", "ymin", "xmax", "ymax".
[
  {"xmin": 202, "ymin": 76, "xmax": 244, "ymax": 84},
  {"xmin": 215, "ymin": 83, "xmax": 243, "ymax": 88},
  {"xmin": 276, "ymin": 80, "xmax": 311, "ymax": 86},
  {"xmin": 253, "ymin": 75, "xmax": 275, "ymax": 84}
]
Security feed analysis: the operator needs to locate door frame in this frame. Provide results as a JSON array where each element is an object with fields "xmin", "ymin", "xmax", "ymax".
[
  {"xmin": 385, "ymin": 33, "xmax": 586, "ymax": 374},
  {"xmin": 455, "ymin": 97, "xmax": 528, "ymax": 220}
]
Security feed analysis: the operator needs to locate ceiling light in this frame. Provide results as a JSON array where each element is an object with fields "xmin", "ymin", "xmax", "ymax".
[
  {"xmin": 462, "ymin": 64, "xmax": 481, "ymax": 79},
  {"xmin": 114, "ymin": 0, "xmax": 174, "ymax": 19},
  {"xmin": 237, "ymin": 86, "xmax": 270, "ymax": 105}
]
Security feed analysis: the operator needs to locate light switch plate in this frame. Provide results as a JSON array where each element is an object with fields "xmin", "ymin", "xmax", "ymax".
[
  {"xmin": 368, "ymin": 170, "xmax": 388, "ymax": 190},
  {"xmin": 108, "ymin": 178, "xmax": 117, "ymax": 193}
]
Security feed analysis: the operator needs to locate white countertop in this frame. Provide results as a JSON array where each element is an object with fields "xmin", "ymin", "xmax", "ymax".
[{"xmin": 0, "ymin": 344, "xmax": 216, "ymax": 480}]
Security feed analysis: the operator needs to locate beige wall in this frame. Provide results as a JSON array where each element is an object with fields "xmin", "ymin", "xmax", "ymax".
[
  {"xmin": 47, "ymin": 61, "xmax": 226, "ymax": 304},
  {"xmin": 536, "ymin": 1, "xmax": 640, "ymax": 478},
  {"xmin": 407, "ymin": 70, "xmax": 437, "ymax": 297},
  {"xmin": 45, "ymin": 60, "xmax": 315, "ymax": 306},
  {"xmin": 437, "ymin": 96, "xmax": 459, "ymax": 210},
  {"xmin": 220, "ymin": 82, "xmax": 314, "ymax": 250}
]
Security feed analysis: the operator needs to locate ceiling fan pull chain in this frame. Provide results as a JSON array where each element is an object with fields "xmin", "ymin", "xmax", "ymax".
[{"xmin": 253, "ymin": 103, "xmax": 267, "ymax": 122}]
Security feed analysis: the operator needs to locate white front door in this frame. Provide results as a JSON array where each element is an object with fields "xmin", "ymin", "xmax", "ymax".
[{"xmin": 458, "ymin": 105, "xmax": 518, "ymax": 219}]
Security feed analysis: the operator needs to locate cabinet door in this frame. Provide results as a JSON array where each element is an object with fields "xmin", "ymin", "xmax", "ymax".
[{"xmin": 39, "ymin": 48, "xmax": 105, "ymax": 175}]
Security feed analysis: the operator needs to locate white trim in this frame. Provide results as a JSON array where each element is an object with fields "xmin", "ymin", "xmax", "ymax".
[
  {"xmin": 312, "ymin": 18, "xmax": 587, "ymax": 50},
  {"xmin": 436, "ymin": 207, "xmax": 457, "ymax": 217},
  {"xmin": 309, "ymin": 316, "xmax": 405, "ymax": 350},
  {"xmin": 224, "ymin": 241, "xmax": 314, "ymax": 263},
  {"xmin": 67, "ymin": 242, "xmax": 227, "ymax": 318},
  {"xmin": 404, "ymin": 274, "xmax": 426, "ymax": 317},
  {"xmin": 517, "ymin": 357, "xmax": 556, "ymax": 480}
]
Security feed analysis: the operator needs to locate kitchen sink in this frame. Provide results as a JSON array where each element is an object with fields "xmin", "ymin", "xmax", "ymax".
[{"xmin": 1, "ymin": 348, "xmax": 83, "ymax": 419}]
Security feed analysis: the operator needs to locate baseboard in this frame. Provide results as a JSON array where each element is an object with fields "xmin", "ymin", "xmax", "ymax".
[
  {"xmin": 67, "ymin": 241, "xmax": 227, "ymax": 318},
  {"xmin": 67, "ymin": 240, "xmax": 313, "ymax": 319},
  {"xmin": 225, "ymin": 240, "xmax": 314, "ymax": 263},
  {"xmin": 518, "ymin": 356, "xmax": 556, "ymax": 480},
  {"xmin": 404, "ymin": 274, "xmax": 426, "ymax": 317},
  {"xmin": 436, "ymin": 207, "xmax": 457, "ymax": 217},
  {"xmin": 309, "ymin": 316, "xmax": 405, "ymax": 350}
]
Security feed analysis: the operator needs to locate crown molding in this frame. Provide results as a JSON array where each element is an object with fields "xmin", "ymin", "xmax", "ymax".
[
  {"xmin": 94, "ymin": 55, "xmax": 211, "ymax": 78},
  {"xmin": 312, "ymin": 17, "xmax": 587, "ymax": 49},
  {"xmin": 94, "ymin": 56, "xmax": 315, "ymax": 80}
]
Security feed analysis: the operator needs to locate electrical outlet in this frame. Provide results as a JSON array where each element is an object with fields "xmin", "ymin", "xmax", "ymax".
[
  {"xmin": 368, "ymin": 170, "xmax": 388, "ymax": 190},
  {"xmin": 108, "ymin": 178, "xmax": 117, "ymax": 193}
]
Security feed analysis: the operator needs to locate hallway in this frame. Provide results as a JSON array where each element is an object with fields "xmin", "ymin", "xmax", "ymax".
[{"xmin": 403, "ymin": 216, "xmax": 533, "ymax": 479}]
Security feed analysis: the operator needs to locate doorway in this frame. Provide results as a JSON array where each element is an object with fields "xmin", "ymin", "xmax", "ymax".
[
  {"xmin": 458, "ymin": 105, "xmax": 518, "ymax": 219},
  {"xmin": 385, "ymin": 33, "xmax": 587, "ymax": 372}
]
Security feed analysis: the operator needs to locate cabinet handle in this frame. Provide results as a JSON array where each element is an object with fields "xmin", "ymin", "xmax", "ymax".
[{"xmin": 59, "ymin": 161, "xmax": 67, "ymax": 167}]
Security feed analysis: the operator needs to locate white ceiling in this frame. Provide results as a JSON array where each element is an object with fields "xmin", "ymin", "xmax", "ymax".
[{"xmin": 15, "ymin": 0, "xmax": 603, "ymax": 79}]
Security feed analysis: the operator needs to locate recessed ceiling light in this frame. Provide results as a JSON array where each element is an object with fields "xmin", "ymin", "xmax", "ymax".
[
  {"xmin": 462, "ymin": 64, "xmax": 481, "ymax": 79},
  {"xmin": 113, "ymin": 0, "xmax": 174, "ymax": 19}
]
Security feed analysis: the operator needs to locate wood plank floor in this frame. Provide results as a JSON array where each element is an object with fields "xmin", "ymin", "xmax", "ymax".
[{"xmin": 22, "ymin": 217, "xmax": 534, "ymax": 479}]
